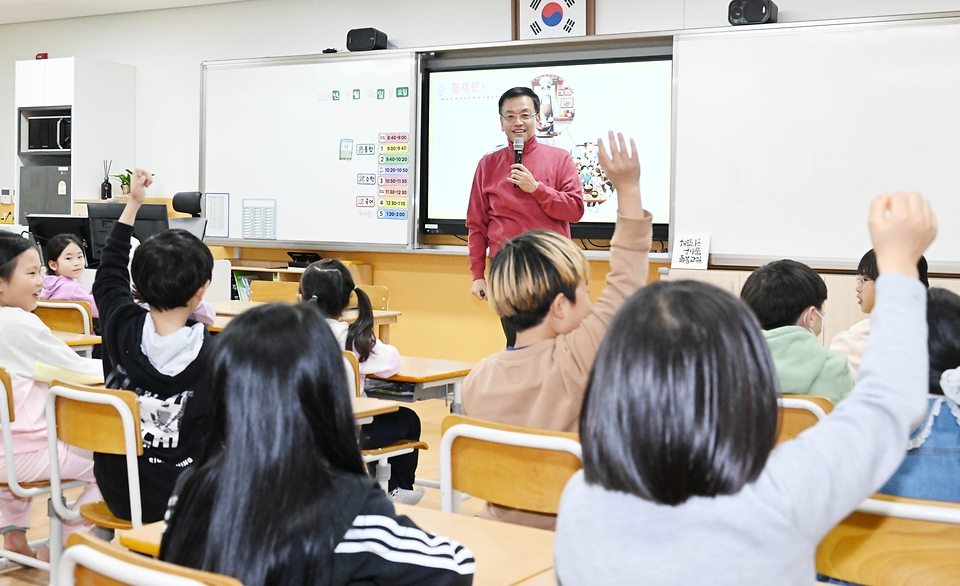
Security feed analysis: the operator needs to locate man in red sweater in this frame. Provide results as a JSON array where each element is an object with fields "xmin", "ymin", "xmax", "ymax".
[{"xmin": 466, "ymin": 86, "xmax": 585, "ymax": 345}]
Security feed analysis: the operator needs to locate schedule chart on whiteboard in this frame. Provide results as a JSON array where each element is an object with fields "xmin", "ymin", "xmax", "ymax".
[{"xmin": 202, "ymin": 53, "xmax": 416, "ymax": 246}]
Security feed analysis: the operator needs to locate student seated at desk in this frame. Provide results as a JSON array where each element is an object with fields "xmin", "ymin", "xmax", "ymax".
[
  {"xmin": 299, "ymin": 259, "xmax": 423, "ymax": 505},
  {"xmin": 740, "ymin": 259, "xmax": 855, "ymax": 403},
  {"xmin": 41, "ymin": 233, "xmax": 216, "ymax": 327},
  {"xmin": 92, "ymin": 169, "xmax": 215, "ymax": 523},
  {"xmin": 461, "ymin": 131, "xmax": 652, "ymax": 530},
  {"xmin": 878, "ymin": 287, "xmax": 960, "ymax": 502},
  {"xmin": 830, "ymin": 249, "xmax": 929, "ymax": 379},
  {"xmin": 40, "ymin": 234, "xmax": 99, "ymax": 316},
  {"xmin": 0, "ymin": 232, "xmax": 104, "ymax": 562},
  {"xmin": 555, "ymin": 192, "xmax": 937, "ymax": 585},
  {"xmin": 160, "ymin": 303, "xmax": 475, "ymax": 585}
]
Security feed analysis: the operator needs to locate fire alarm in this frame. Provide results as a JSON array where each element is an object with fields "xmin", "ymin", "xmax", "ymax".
[{"xmin": 35, "ymin": 53, "xmax": 48, "ymax": 60}]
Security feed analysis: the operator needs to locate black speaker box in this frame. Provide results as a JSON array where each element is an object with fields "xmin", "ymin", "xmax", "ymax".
[
  {"xmin": 728, "ymin": 0, "xmax": 778, "ymax": 25},
  {"xmin": 347, "ymin": 28, "xmax": 388, "ymax": 51}
]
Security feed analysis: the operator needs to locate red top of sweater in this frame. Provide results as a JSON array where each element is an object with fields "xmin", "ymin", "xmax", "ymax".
[{"xmin": 465, "ymin": 137, "xmax": 585, "ymax": 280}]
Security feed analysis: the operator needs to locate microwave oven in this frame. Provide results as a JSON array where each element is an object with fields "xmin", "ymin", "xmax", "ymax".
[{"xmin": 27, "ymin": 116, "xmax": 71, "ymax": 151}]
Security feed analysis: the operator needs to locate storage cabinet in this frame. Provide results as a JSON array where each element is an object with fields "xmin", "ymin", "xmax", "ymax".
[
  {"xmin": 16, "ymin": 59, "xmax": 75, "ymax": 107},
  {"xmin": 15, "ymin": 58, "xmax": 135, "ymax": 223}
]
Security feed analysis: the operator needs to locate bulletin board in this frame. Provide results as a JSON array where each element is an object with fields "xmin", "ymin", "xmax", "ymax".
[{"xmin": 200, "ymin": 52, "xmax": 417, "ymax": 248}]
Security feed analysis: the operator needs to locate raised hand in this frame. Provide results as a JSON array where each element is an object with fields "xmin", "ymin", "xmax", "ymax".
[
  {"xmin": 597, "ymin": 131, "xmax": 642, "ymax": 218},
  {"xmin": 869, "ymin": 191, "xmax": 937, "ymax": 279},
  {"xmin": 129, "ymin": 168, "xmax": 153, "ymax": 204}
]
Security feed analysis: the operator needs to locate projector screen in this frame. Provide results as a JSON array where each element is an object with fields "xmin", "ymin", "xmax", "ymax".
[{"xmin": 421, "ymin": 56, "xmax": 672, "ymax": 240}]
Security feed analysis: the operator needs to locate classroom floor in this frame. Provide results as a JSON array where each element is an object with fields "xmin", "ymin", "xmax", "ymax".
[{"xmin": 0, "ymin": 398, "xmax": 484, "ymax": 585}]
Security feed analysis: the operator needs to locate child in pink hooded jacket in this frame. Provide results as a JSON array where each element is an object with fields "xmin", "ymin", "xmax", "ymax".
[{"xmin": 40, "ymin": 234, "xmax": 216, "ymax": 326}]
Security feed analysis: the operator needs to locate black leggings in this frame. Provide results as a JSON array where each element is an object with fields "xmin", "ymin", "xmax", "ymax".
[{"xmin": 359, "ymin": 406, "xmax": 421, "ymax": 492}]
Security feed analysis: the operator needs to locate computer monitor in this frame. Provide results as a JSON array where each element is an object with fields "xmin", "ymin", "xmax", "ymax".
[
  {"xmin": 25, "ymin": 214, "xmax": 93, "ymax": 266},
  {"xmin": 86, "ymin": 203, "xmax": 170, "ymax": 262}
]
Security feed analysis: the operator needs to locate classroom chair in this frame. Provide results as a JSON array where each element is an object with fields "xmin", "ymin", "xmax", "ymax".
[
  {"xmin": 439, "ymin": 414, "xmax": 582, "ymax": 515},
  {"xmin": 777, "ymin": 394, "xmax": 833, "ymax": 445},
  {"xmin": 342, "ymin": 351, "xmax": 361, "ymax": 398},
  {"xmin": 47, "ymin": 381, "xmax": 143, "ymax": 541},
  {"xmin": 343, "ymin": 350, "xmax": 430, "ymax": 492},
  {"xmin": 345, "ymin": 353, "xmax": 429, "ymax": 492},
  {"xmin": 248, "ymin": 280, "xmax": 299, "ymax": 303},
  {"xmin": 34, "ymin": 300, "xmax": 94, "ymax": 335},
  {"xmin": 362, "ymin": 439, "xmax": 429, "ymax": 494},
  {"xmin": 34, "ymin": 300, "xmax": 96, "ymax": 357},
  {"xmin": 356, "ymin": 285, "xmax": 388, "ymax": 310},
  {"xmin": 59, "ymin": 531, "xmax": 243, "ymax": 586},
  {"xmin": 204, "ymin": 260, "xmax": 233, "ymax": 302},
  {"xmin": 0, "ymin": 367, "xmax": 86, "ymax": 576},
  {"xmin": 816, "ymin": 494, "xmax": 960, "ymax": 585}
]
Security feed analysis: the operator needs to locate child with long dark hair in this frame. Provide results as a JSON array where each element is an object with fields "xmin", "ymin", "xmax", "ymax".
[
  {"xmin": 160, "ymin": 303, "xmax": 474, "ymax": 585},
  {"xmin": 555, "ymin": 192, "xmax": 937, "ymax": 584},
  {"xmin": 299, "ymin": 259, "xmax": 423, "ymax": 504}
]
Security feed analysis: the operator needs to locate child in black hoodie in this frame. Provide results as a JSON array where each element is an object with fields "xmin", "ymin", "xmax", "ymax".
[{"xmin": 92, "ymin": 168, "xmax": 214, "ymax": 523}]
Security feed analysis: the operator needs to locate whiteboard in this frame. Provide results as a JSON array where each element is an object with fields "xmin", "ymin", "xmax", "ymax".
[
  {"xmin": 201, "ymin": 52, "xmax": 417, "ymax": 247},
  {"xmin": 673, "ymin": 17, "xmax": 960, "ymax": 270}
]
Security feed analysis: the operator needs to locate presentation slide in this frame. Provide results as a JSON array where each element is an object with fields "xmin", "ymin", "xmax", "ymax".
[{"xmin": 424, "ymin": 59, "xmax": 672, "ymax": 227}]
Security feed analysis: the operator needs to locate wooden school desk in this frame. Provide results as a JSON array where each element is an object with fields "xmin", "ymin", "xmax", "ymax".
[
  {"xmin": 396, "ymin": 504, "xmax": 554, "ymax": 586},
  {"xmin": 516, "ymin": 569, "xmax": 555, "ymax": 585},
  {"xmin": 208, "ymin": 300, "xmax": 401, "ymax": 341},
  {"xmin": 119, "ymin": 504, "xmax": 554, "ymax": 586},
  {"xmin": 51, "ymin": 330, "xmax": 101, "ymax": 357},
  {"xmin": 368, "ymin": 356, "xmax": 475, "ymax": 404},
  {"xmin": 352, "ymin": 396, "xmax": 400, "ymax": 425}
]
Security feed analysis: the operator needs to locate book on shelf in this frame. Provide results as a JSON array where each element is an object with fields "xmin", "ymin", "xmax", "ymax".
[{"xmin": 232, "ymin": 272, "xmax": 259, "ymax": 301}]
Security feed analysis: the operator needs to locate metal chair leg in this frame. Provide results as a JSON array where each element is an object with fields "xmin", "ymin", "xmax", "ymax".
[
  {"xmin": 375, "ymin": 459, "xmax": 391, "ymax": 493},
  {"xmin": 93, "ymin": 526, "xmax": 115, "ymax": 542}
]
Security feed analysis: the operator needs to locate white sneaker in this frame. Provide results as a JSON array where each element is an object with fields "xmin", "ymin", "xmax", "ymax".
[{"xmin": 389, "ymin": 487, "xmax": 425, "ymax": 505}]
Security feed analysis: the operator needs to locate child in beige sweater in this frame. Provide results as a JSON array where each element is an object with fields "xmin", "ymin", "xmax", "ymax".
[{"xmin": 461, "ymin": 131, "xmax": 652, "ymax": 529}]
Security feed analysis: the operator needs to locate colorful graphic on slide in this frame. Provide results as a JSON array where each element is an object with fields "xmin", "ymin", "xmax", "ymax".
[{"xmin": 541, "ymin": 3, "xmax": 563, "ymax": 27}]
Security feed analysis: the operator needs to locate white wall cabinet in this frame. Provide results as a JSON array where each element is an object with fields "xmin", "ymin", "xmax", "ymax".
[
  {"xmin": 14, "ymin": 57, "xmax": 135, "ymax": 221},
  {"xmin": 16, "ymin": 59, "xmax": 75, "ymax": 107}
]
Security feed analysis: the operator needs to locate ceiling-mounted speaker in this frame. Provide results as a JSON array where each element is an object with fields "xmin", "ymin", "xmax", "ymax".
[{"xmin": 728, "ymin": 0, "xmax": 778, "ymax": 25}]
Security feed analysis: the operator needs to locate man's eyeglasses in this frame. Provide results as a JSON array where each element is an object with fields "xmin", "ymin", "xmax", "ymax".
[{"xmin": 500, "ymin": 112, "xmax": 536, "ymax": 123}]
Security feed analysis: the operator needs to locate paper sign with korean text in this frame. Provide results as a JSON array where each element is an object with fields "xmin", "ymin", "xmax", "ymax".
[{"xmin": 671, "ymin": 233, "xmax": 710, "ymax": 270}]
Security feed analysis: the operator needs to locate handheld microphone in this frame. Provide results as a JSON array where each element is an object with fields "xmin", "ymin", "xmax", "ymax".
[{"xmin": 513, "ymin": 138, "xmax": 524, "ymax": 188}]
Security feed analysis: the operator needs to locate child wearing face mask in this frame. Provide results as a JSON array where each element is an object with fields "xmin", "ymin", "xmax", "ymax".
[
  {"xmin": 740, "ymin": 259, "xmax": 855, "ymax": 403},
  {"xmin": 829, "ymin": 249, "xmax": 929, "ymax": 379}
]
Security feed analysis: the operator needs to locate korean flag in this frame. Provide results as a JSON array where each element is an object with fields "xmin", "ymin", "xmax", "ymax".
[{"xmin": 520, "ymin": 0, "xmax": 587, "ymax": 40}]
